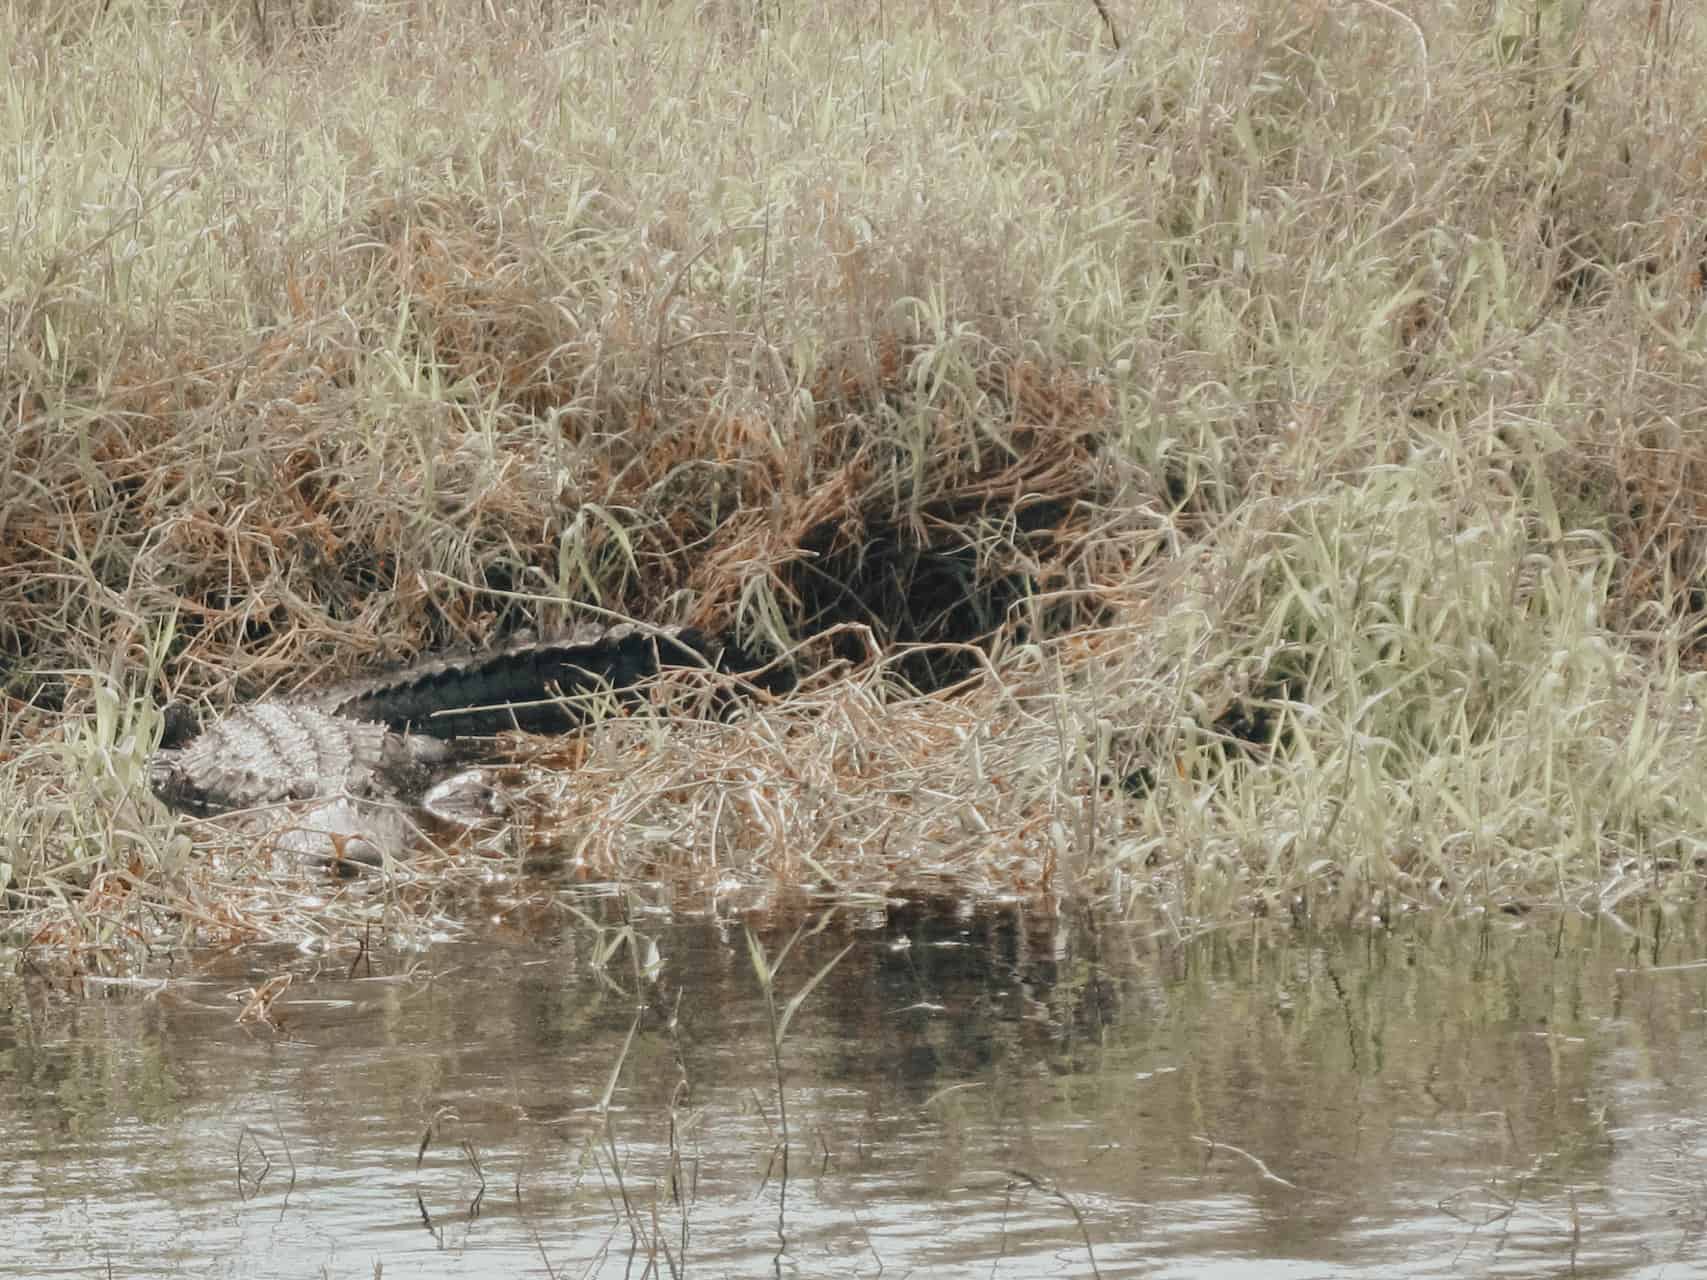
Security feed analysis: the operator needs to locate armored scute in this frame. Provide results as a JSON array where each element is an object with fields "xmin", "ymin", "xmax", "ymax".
[{"xmin": 150, "ymin": 624, "xmax": 707, "ymax": 816}]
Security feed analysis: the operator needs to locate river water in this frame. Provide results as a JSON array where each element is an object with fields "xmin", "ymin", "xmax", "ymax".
[{"xmin": 5, "ymin": 897, "xmax": 1707, "ymax": 1278}]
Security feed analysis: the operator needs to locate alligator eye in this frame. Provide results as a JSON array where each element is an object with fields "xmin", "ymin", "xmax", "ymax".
[{"xmin": 158, "ymin": 704, "xmax": 203, "ymax": 749}]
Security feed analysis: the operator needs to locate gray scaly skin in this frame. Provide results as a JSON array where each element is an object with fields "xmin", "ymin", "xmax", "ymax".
[
  {"xmin": 147, "ymin": 702, "xmax": 464, "ymax": 817},
  {"xmin": 150, "ymin": 624, "xmax": 707, "ymax": 816}
]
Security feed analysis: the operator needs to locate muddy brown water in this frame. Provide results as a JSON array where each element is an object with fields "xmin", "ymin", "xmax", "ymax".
[{"xmin": 4, "ymin": 899, "xmax": 1707, "ymax": 1278}]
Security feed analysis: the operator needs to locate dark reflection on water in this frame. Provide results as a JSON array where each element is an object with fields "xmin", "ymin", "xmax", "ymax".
[{"xmin": 4, "ymin": 901, "xmax": 1707, "ymax": 1278}]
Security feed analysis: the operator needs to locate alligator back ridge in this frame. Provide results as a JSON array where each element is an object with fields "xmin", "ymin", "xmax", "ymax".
[{"xmin": 150, "ymin": 623, "xmax": 711, "ymax": 816}]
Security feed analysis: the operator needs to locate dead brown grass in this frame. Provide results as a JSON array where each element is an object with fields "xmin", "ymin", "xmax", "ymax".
[{"xmin": 8, "ymin": 0, "xmax": 1707, "ymax": 964}]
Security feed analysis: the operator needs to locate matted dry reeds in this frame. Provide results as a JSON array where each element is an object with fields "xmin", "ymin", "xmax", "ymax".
[{"xmin": 7, "ymin": 0, "xmax": 1707, "ymax": 964}]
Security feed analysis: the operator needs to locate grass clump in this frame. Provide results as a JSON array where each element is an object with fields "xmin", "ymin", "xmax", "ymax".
[{"xmin": 4, "ymin": 0, "xmax": 1707, "ymax": 957}]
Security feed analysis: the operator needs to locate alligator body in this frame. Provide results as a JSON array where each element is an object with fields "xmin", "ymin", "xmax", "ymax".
[
  {"xmin": 148, "ymin": 702, "xmax": 465, "ymax": 817},
  {"xmin": 325, "ymin": 625, "xmax": 707, "ymax": 738},
  {"xmin": 150, "ymin": 623, "xmax": 707, "ymax": 816}
]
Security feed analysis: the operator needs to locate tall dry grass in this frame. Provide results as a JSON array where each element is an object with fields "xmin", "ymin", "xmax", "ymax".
[{"xmin": 4, "ymin": 0, "xmax": 1707, "ymax": 957}]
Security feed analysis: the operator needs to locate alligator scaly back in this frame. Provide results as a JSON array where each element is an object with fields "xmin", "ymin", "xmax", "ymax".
[
  {"xmin": 148, "ymin": 703, "xmax": 460, "ymax": 817},
  {"xmin": 150, "ymin": 623, "xmax": 710, "ymax": 817},
  {"xmin": 322, "ymin": 624, "xmax": 708, "ymax": 738}
]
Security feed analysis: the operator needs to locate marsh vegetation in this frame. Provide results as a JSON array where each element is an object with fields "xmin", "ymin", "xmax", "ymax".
[{"xmin": 3, "ymin": 0, "xmax": 1707, "ymax": 957}]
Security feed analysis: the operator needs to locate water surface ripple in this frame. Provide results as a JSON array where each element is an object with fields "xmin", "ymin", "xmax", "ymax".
[{"xmin": 4, "ymin": 904, "xmax": 1706, "ymax": 1278}]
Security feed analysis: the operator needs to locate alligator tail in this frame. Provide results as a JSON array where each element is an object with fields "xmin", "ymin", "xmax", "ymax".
[{"xmin": 323, "ymin": 624, "xmax": 710, "ymax": 739}]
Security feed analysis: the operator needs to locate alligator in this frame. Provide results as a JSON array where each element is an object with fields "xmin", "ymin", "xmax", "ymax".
[{"xmin": 150, "ymin": 623, "xmax": 710, "ymax": 817}]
